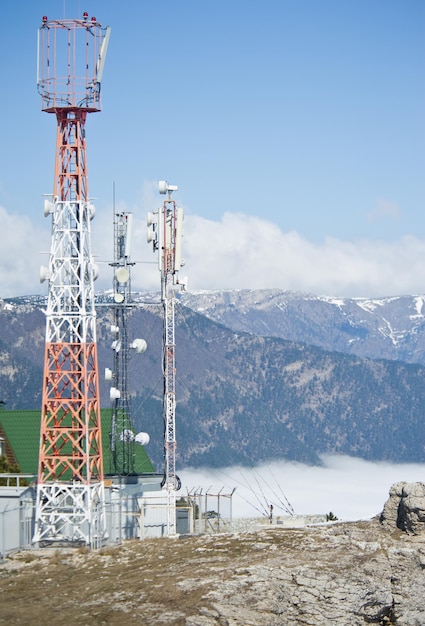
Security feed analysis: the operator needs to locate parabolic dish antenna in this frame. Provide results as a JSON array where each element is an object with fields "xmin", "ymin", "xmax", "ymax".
[
  {"xmin": 115, "ymin": 267, "xmax": 130, "ymax": 284},
  {"xmin": 131, "ymin": 338, "xmax": 147, "ymax": 354},
  {"xmin": 135, "ymin": 432, "xmax": 150, "ymax": 446}
]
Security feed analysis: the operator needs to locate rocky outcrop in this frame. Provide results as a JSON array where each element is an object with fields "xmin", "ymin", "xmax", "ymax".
[
  {"xmin": 380, "ymin": 481, "xmax": 425, "ymax": 534},
  {"xmin": 2, "ymin": 492, "xmax": 425, "ymax": 626},
  {"xmin": 189, "ymin": 520, "xmax": 425, "ymax": 626}
]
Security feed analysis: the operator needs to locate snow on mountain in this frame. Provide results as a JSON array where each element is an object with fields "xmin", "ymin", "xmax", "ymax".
[{"xmin": 179, "ymin": 289, "xmax": 425, "ymax": 366}]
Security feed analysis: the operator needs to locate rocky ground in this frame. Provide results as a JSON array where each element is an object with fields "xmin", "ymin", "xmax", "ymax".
[{"xmin": 1, "ymin": 483, "xmax": 425, "ymax": 625}]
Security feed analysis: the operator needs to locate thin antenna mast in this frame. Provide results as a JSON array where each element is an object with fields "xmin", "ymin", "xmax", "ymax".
[
  {"xmin": 147, "ymin": 181, "xmax": 185, "ymax": 535},
  {"xmin": 105, "ymin": 184, "xmax": 149, "ymax": 475}
]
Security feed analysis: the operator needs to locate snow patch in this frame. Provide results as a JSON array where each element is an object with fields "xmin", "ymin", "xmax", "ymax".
[
  {"xmin": 317, "ymin": 296, "xmax": 346, "ymax": 307},
  {"xmin": 411, "ymin": 296, "xmax": 425, "ymax": 319}
]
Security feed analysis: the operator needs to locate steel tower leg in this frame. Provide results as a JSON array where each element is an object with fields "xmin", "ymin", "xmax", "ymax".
[
  {"xmin": 163, "ymin": 290, "xmax": 177, "ymax": 535},
  {"xmin": 34, "ymin": 15, "xmax": 110, "ymax": 547},
  {"xmin": 34, "ymin": 111, "xmax": 105, "ymax": 546},
  {"xmin": 150, "ymin": 186, "xmax": 184, "ymax": 537}
]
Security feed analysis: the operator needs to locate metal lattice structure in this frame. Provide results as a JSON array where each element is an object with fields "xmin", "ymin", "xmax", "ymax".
[
  {"xmin": 107, "ymin": 212, "xmax": 148, "ymax": 475},
  {"xmin": 147, "ymin": 181, "xmax": 185, "ymax": 535},
  {"xmin": 163, "ymin": 277, "xmax": 177, "ymax": 534},
  {"xmin": 33, "ymin": 14, "xmax": 110, "ymax": 546},
  {"xmin": 110, "ymin": 213, "xmax": 134, "ymax": 475}
]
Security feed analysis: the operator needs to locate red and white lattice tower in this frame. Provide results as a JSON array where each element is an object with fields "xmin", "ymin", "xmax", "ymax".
[
  {"xmin": 33, "ymin": 14, "xmax": 111, "ymax": 546},
  {"xmin": 147, "ymin": 181, "xmax": 185, "ymax": 536}
]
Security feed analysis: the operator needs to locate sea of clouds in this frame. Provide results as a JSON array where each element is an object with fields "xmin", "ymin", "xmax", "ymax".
[{"xmin": 179, "ymin": 455, "xmax": 425, "ymax": 522}]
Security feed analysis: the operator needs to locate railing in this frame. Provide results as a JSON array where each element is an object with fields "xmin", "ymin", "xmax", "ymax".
[
  {"xmin": 0, "ymin": 486, "xmax": 235, "ymax": 557},
  {"xmin": 0, "ymin": 474, "xmax": 36, "ymax": 487}
]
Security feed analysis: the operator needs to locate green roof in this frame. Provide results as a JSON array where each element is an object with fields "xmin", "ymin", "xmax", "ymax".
[{"xmin": 0, "ymin": 409, "xmax": 154, "ymax": 475}]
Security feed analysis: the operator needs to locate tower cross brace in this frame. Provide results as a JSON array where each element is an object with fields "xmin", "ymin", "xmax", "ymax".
[{"xmin": 34, "ymin": 15, "xmax": 110, "ymax": 547}]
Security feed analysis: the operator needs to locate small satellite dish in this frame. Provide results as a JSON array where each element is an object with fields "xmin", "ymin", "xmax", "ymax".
[
  {"xmin": 114, "ymin": 293, "xmax": 124, "ymax": 303},
  {"xmin": 179, "ymin": 275, "xmax": 188, "ymax": 291},
  {"xmin": 87, "ymin": 203, "xmax": 96, "ymax": 220},
  {"xmin": 147, "ymin": 211, "xmax": 157, "ymax": 226},
  {"xmin": 158, "ymin": 180, "xmax": 168, "ymax": 194},
  {"xmin": 147, "ymin": 224, "xmax": 156, "ymax": 243},
  {"xmin": 39, "ymin": 265, "xmax": 51, "ymax": 283},
  {"xmin": 135, "ymin": 432, "xmax": 150, "ymax": 446},
  {"xmin": 110, "ymin": 387, "xmax": 120, "ymax": 400},
  {"xmin": 91, "ymin": 263, "xmax": 99, "ymax": 280},
  {"xmin": 130, "ymin": 338, "xmax": 147, "ymax": 354},
  {"xmin": 120, "ymin": 429, "xmax": 135, "ymax": 442},
  {"xmin": 116, "ymin": 267, "xmax": 130, "ymax": 284},
  {"xmin": 110, "ymin": 325, "xmax": 119, "ymax": 335},
  {"xmin": 44, "ymin": 198, "xmax": 55, "ymax": 217},
  {"xmin": 159, "ymin": 180, "xmax": 178, "ymax": 195}
]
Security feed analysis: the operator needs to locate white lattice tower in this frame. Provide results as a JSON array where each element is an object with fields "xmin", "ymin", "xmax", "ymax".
[
  {"xmin": 148, "ymin": 182, "xmax": 184, "ymax": 536},
  {"xmin": 163, "ymin": 275, "xmax": 177, "ymax": 534}
]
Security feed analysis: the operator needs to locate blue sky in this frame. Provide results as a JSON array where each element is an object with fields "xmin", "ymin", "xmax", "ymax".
[{"xmin": 0, "ymin": 1, "xmax": 424, "ymax": 297}]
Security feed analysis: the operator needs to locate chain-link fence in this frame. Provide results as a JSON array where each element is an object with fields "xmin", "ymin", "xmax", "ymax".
[{"xmin": 0, "ymin": 480, "xmax": 234, "ymax": 556}]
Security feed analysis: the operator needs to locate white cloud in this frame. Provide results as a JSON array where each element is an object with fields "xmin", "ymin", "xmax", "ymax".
[
  {"xmin": 179, "ymin": 455, "xmax": 425, "ymax": 522},
  {"xmin": 2, "ymin": 201, "xmax": 425, "ymax": 299},
  {"xmin": 368, "ymin": 197, "xmax": 401, "ymax": 223},
  {"xmin": 181, "ymin": 213, "xmax": 425, "ymax": 297},
  {"xmin": 0, "ymin": 206, "xmax": 50, "ymax": 298}
]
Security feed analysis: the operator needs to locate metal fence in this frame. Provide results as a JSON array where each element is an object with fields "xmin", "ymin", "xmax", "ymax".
[
  {"xmin": 0, "ymin": 481, "xmax": 234, "ymax": 557},
  {"xmin": 0, "ymin": 486, "xmax": 183, "ymax": 556},
  {"xmin": 0, "ymin": 487, "xmax": 36, "ymax": 557},
  {"xmin": 186, "ymin": 487, "xmax": 235, "ymax": 534}
]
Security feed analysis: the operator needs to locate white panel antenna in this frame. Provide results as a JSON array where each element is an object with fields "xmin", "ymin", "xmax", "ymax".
[
  {"xmin": 174, "ymin": 207, "xmax": 184, "ymax": 272},
  {"xmin": 124, "ymin": 213, "xmax": 133, "ymax": 258},
  {"xmin": 96, "ymin": 27, "xmax": 111, "ymax": 84}
]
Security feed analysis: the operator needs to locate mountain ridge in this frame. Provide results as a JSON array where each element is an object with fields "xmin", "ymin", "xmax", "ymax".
[
  {"xmin": 179, "ymin": 288, "xmax": 425, "ymax": 365},
  {"xmin": 1, "ymin": 291, "xmax": 425, "ymax": 470}
]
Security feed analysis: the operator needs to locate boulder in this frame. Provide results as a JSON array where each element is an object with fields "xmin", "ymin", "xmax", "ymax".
[{"xmin": 380, "ymin": 481, "xmax": 425, "ymax": 534}]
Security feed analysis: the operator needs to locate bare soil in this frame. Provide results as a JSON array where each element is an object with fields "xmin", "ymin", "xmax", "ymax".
[{"xmin": 0, "ymin": 528, "xmax": 303, "ymax": 625}]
